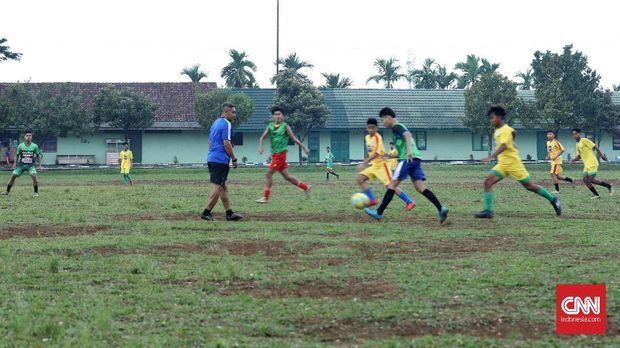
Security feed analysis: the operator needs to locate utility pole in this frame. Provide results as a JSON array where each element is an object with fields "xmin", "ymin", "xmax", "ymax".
[{"xmin": 276, "ymin": 0, "xmax": 280, "ymax": 76}]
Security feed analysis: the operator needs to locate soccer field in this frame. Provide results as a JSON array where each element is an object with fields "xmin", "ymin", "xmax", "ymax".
[{"xmin": 0, "ymin": 164, "xmax": 618, "ymax": 347}]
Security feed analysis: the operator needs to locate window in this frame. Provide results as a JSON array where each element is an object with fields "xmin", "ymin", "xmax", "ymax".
[
  {"xmin": 232, "ymin": 132, "xmax": 244, "ymax": 146},
  {"xmin": 614, "ymin": 135, "xmax": 620, "ymax": 150},
  {"xmin": 40, "ymin": 137, "xmax": 58, "ymax": 152},
  {"xmin": 413, "ymin": 131, "xmax": 427, "ymax": 150},
  {"xmin": 472, "ymin": 133, "xmax": 490, "ymax": 151}
]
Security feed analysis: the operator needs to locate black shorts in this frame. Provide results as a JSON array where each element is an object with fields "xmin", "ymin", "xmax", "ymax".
[{"xmin": 208, "ymin": 162, "xmax": 230, "ymax": 186}]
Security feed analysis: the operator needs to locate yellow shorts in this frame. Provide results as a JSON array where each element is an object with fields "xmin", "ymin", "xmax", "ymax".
[
  {"xmin": 360, "ymin": 163, "xmax": 393, "ymax": 186},
  {"xmin": 583, "ymin": 165, "xmax": 598, "ymax": 176},
  {"xmin": 491, "ymin": 162, "xmax": 530, "ymax": 183},
  {"xmin": 550, "ymin": 163, "xmax": 563, "ymax": 175},
  {"xmin": 120, "ymin": 167, "xmax": 131, "ymax": 174},
  {"xmin": 388, "ymin": 159, "xmax": 398, "ymax": 171}
]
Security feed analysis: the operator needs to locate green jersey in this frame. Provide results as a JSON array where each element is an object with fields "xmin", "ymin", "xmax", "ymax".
[
  {"xmin": 16, "ymin": 142, "xmax": 41, "ymax": 167},
  {"xmin": 268, "ymin": 121, "xmax": 289, "ymax": 154},
  {"xmin": 392, "ymin": 123, "xmax": 421, "ymax": 160},
  {"xmin": 325, "ymin": 152, "xmax": 335, "ymax": 167}
]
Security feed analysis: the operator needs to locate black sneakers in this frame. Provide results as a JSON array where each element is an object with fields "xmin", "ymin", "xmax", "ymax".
[
  {"xmin": 475, "ymin": 210, "xmax": 494, "ymax": 219},
  {"xmin": 226, "ymin": 212, "xmax": 243, "ymax": 221},
  {"xmin": 551, "ymin": 197, "xmax": 562, "ymax": 216}
]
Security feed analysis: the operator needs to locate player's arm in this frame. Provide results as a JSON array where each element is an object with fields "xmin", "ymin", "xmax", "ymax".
[
  {"xmin": 404, "ymin": 132, "xmax": 415, "ymax": 161},
  {"xmin": 481, "ymin": 144, "xmax": 507, "ymax": 164},
  {"xmin": 551, "ymin": 148, "xmax": 564, "ymax": 161},
  {"xmin": 257, "ymin": 127, "xmax": 269, "ymax": 154},
  {"xmin": 569, "ymin": 153, "xmax": 581, "ymax": 164},
  {"xmin": 286, "ymin": 125, "xmax": 309, "ymax": 155},
  {"xmin": 223, "ymin": 140, "xmax": 237, "ymax": 168},
  {"xmin": 593, "ymin": 144, "xmax": 608, "ymax": 161}
]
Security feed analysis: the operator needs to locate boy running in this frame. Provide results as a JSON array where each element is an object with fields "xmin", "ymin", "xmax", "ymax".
[
  {"xmin": 357, "ymin": 117, "xmax": 415, "ymax": 211},
  {"xmin": 568, "ymin": 128, "xmax": 614, "ymax": 198},
  {"xmin": 325, "ymin": 146, "xmax": 339, "ymax": 180},
  {"xmin": 119, "ymin": 142, "xmax": 134, "ymax": 186},
  {"xmin": 2, "ymin": 130, "xmax": 42, "ymax": 197},
  {"xmin": 545, "ymin": 130, "xmax": 573, "ymax": 193},
  {"xmin": 256, "ymin": 106, "xmax": 311, "ymax": 203},
  {"xmin": 365, "ymin": 108, "xmax": 448, "ymax": 223},
  {"xmin": 475, "ymin": 106, "xmax": 561, "ymax": 219}
]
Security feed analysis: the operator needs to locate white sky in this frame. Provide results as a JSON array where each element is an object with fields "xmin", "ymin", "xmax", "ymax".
[{"xmin": 1, "ymin": 0, "xmax": 619, "ymax": 89}]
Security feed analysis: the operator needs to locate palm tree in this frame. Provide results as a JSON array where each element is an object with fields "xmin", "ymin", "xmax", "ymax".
[
  {"xmin": 221, "ymin": 49, "xmax": 258, "ymax": 88},
  {"xmin": 366, "ymin": 58, "xmax": 405, "ymax": 89},
  {"xmin": 480, "ymin": 58, "xmax": 500, "ymax": 75},
  {"xmin": 454, "ymin": 55, "xmax": 500, "ymax": 88},
  {"xmin": 0, "ymin": 37, "xmax": 22, "ymax": 62},
  {"xmin": 180, "ymin": 64, "xmax": 207, "ymax": 83},
  {"xmin": 320, "ymin": 73, "xmax": 353, "ymax": 89},
  {"xmin": 411, "ymin": 58, "xmax": 437, "ymax": 89},
  {"xmin": 515, "ymin": 68, "xmax": 533, "ymax": 90},
  {"xmin": 612, "ymin": 84, "xmax": 620, "ymax": 92},
  {"xmin": 435, "ymin": 65, "xmax": 458, "ymax": 89},
  {"xmin": 278, "ymin": 53, "xmax": 314, "ymax": 72}
]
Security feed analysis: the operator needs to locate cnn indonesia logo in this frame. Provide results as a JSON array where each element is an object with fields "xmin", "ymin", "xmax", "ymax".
[{"xmin": 556, "ymin": 284, "xmax": 606, "ymax": 335}]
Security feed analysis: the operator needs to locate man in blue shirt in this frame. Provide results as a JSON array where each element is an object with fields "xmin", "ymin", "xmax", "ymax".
[{"xmin": 201, "ymin": 102, "xmax": 242, "ymax": 221}]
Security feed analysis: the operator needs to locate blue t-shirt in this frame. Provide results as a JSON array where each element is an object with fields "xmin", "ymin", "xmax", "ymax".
[{"xmin": 207, "ymin": 117, "xmax": 233, "ymax": 164}]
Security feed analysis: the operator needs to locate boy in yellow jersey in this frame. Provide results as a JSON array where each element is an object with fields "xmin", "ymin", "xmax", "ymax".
[
  {"xmin": 545, "ymin": 130, "xmax": 573, "ymax": 193},
  {"xmin": 387, "ymin": 142, "xmax": 398, "ymax": 170},
  {"xmin": 568, "ymin": 128, "xmax": 613, "ymax": 198},
  {"xmin": 475, "ymin": 106, "xmax": 561, "ymax": 219},
  {"xmin": 118, "ymin": 142, "xmax": 134, "ymax": 186},
  {"xmin": 357, "ymin": 118, "xmax": 415, "ymax": 210}
]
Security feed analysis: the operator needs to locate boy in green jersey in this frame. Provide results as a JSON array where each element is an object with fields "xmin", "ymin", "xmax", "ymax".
[
  {"xmin": 256, "ymin": 107, "xmax": 311, "ymax": 203},
  {"xmin": 325, "ymin": 146, "xmax": 339, "ymax": 180},
  {"xmin": 365, "ymin": 108, "xmax": 449, "ymax": 223},
  {"xmin": 2, "ymin": 130, "xmax": 42, "ymax": 197}
]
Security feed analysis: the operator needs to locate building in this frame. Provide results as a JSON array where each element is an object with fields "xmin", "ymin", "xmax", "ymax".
[{"xmin": 1, "ymin": 83, "xmax": 619, "ymax": 165}]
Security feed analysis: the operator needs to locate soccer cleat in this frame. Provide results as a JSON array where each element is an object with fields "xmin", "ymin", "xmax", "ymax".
[
  {"xmin": 200, "ymin": 212, "xmax": 215, "ymax": 221},
  {"xmin": 1, "ymin": 191, "xmax": 8, "ymax": 196},
  {"xmin": 438, "ymin": 207, "xmax": 449, "ymax": 223},
  {"xmin": 33, "ymin": 193, "xmax": 39, "ymax": 198},
  {"xmin": 404, "ymin": 201, "xmax": 416, "ymax": 211},
  {"xmin": 551, "ymin": 197, "xmax": 562, "ymax": 216},
  {"xmin": 475, "ymin": 210, "xmax": 494, "ymax": 219},
  {"xmin": 368, "ymin": 199, "xmax": 378, "ymax": 207},
  {"xmin": 591, "ymin": 195, "xmax": 601, "ymax": 200},
  {"xmin": 255, "ymin": 197, "xmax": 269, "ymax": 204},
  {"xmin": 226, "ymin": 212, "xmax": 243, "ymax": 221},
  {"xmin": 304, "ymin": 185, "xmax": 312, "ymax": 199},
  {"xmin": 609, "ymin": 184, "xmax": 614, "ymax": 196},
  {"xmin": 364, "ymin": 208, "xmax": 383, "ymax": 220}
]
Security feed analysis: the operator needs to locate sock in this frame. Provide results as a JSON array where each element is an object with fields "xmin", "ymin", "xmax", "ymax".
[
  {"xmin": 589, "ymin": 186, "xmax": 599, "ymax": 196},
  {"xmin": 334, "ymin": 172, "xmax": 339, "ymax": 178},
  {"xmin": 377, "ymin": 189, "xmax": 395, "ymax": 215},
  {"xmin": 6, "ymin": 184, "xmax": 12, "ymax": 193},
  {"xmin": 34, "ymin": 185, "xmax": 38, "ymax": 193},
  {"xmin": 263, "ymin": 188, "xmax": 271, "ymax": 200},
  {"xmin": 422, "ymin": 189, "xmax": 442, "ymax": 212},
  {"xmin": 202, "ymin": 209, "xmax": 211, "ymax": 216},
  {"xmin": 326, "ymin": 172, "xmax": 329, "ymax": 180},
  {"xmin": 397, "ymin": 190, "xmax": 412, "ymax": 204},
  {"xmin": 297, "ymin": 181, "xmax": 308, "ymax": 191},
  {"xmin": 554, "ymin": 183, "xmax": 560, "ymax": 192},
  {"xmin": 564, "ymin": 177, "xmax": 573, "ymax": 183},
  {"xmin": 536, "ymin": 186, "xmax": 555, "ymax": 202},
  {"xmin": 226, "ymin": 209, "xmax": 234, "ymax": 216},
  {"xmin": 597, "ymin": 182, "xmax": 612, "ymax": 189},
  {"xmin": 127, "ymin": 174, "xmax": 133, "ymax": 183},
  {"xmin": 484, "ymin": 191, "xmax": 493, "ymax": 212},
  {"xmin": 364, "ymin": 187, "xmax": 377, "ymax": 202},
  {"xmin": 122, "ymin": 174, "xmax": 128, "ymax": 185}
]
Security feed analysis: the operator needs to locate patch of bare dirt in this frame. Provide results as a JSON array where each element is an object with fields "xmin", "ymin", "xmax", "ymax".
[
  {"xmin": 296, "ymin": 317, "xmax": 550, "ymax": 341},
  {"xmin": 0, "ymin": 225, "xmax": 110, "ymax": 240}
]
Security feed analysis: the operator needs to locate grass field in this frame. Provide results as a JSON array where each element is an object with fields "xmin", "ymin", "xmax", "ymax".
[{"xmin": 0, "ymin": 164, "xmax": 618, "ymax": 347}]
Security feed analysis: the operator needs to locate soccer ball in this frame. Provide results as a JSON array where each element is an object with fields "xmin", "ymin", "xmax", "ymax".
[{"xmin": 351, "ymin": 192, "xmax": 370, "ymax": 209}]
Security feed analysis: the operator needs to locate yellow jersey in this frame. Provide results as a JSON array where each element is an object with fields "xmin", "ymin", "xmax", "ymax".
[
  {"xmin": 576, "ymin": 138, "xmax": 598, "ymax": 168},
  {"xmin": 365, "ymin": 133, "xmax": 386, "ymax": 167},
  {"xmin": 546, "ymin": 139, "xmax": 564, "ymax": 165},
  {"xmin": 494, "ymin": 124, "xmax": 520, "ymax": 164},
  {"xmin": 120, "ymin": 150, "xmax": 133, "ymax": 169}
]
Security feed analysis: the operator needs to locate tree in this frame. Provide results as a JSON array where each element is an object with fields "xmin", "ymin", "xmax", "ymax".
[
  {"xmin": 0, "ymin": 84, "xmax": 36, "ymax": 132},
  {"xmin": 367, "ymin": 57, "xmax": 405, "ymax": 88},
  {"xmin": 515, "ymin": 68, "xmax": 533, "ymax": 90},
  {"xmin": 194, "ymin": 89, "xmax": 254, "ymax": 129},
  {"xmin": 93, "ymin": 86, "xmax": 157, "ymax": 140},
  {"xmin": 221, "ymin": 49, "xmax": 257, "ymax": 88},
  {"xmin": 320, "ymin": 73, "xmax": 353, "ymax": 89},
  {"xmin": 410, "ymin": 58, "xmax": 437, "ymax": 89},
  {"xmin": 455, "ymin": 54, "xmax": 500, "ymax": 88},
  {"xmin": 523, "ymin": 45, "xmax": 601, "ymax": 134},
  {"xmin": 180, "ymin": 64, "xmax": 208, "ymax": 83},
  {"xmin": 613, "ymin": 84, "xmax": 620, "ymax": 92},
  {"xmin": 464, "ymin": 72, "xmax": 520, "ymax": 154},
  {"xmin": 272, "ymin": 69, "xmax": 329, "ymax": 162},
  {"xmin": 579, "ymin": 89, "xmax": 620, "ymax": 149},
  {"xmin": 278, "ymin": 53, "xmax": 314, "ymax": 73},
  {"xmin": 0, "ymin": 38, "xmax": 22, "ymax": 62}
]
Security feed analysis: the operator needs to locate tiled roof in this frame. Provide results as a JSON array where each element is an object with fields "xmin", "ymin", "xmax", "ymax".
[{"xmin": 0, "ymin": 82, "xmax": 217, "ymax": 123}]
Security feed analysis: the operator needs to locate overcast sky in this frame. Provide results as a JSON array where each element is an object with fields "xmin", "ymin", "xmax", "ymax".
[{"xmin": 2, "ymin": 0, "xmax": 619, "ymax": 89}]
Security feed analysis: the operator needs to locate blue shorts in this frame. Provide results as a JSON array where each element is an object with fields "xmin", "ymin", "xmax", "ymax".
[{"xmin": 393, "ymin": 159, "xmax": 426, "ymax": 182}]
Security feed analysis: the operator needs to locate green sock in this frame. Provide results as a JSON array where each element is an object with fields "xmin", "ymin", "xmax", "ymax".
[
  {"xmin": 484, "ymin": 191, "xmax": 493, "ymax": 212},
  {"xmin": 122, "ymin": 174, "xmax": 128, "ymax": 185},
  {"xmin": 537, "ymin": 186, "xmax": 555, "ymax": 202}
]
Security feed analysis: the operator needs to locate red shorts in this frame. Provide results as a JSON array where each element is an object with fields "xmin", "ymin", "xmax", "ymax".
[{"xmin": 269, "ymin": 151, "xmax": 289, "ymax": 171}]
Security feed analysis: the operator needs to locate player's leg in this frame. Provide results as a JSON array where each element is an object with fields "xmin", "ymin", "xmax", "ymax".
[
  {"xmin": 256, "ymin": 169, "xmax": 275, "ymax": 203},
  {"xmin": 589, "ymin": 175, "xmax": 613, "ymax": 195},
  {"xmin": 326, "ymin": 169, "xmax": 330, "ymax": 180},
  {"xmin": 554, "ymin": 165, "xmax": 573, "ymax": 190},
  {"xmin": 202, "ymin": 183, "xmax": 222, "ymax": 220},
  {"xmin": 281, "ymin": 168, "xmax": 310, "ymax": 197},
  {"xmin": 376, "ymin": 162, "xmax": 414, "ymax": 210},
  {"xmin": 2, "ymin": 174, "xmax": 19, "ymax": 195},
  {"xmin": 365, "ymin": 161, "xmax": 406, "ymax": 219},
  {"xmin": 521, "ymin": 179, "xmax": 561, "ymax": 216},
  {"xmin": 219, "ymin": 184, "xmax": 242, "ymax": 220},
  {"xmin": 330, "ymin": 168, "xmax": 339, "ymax": 179},
  {"xmin": 126, "ymin": 171, "xmax": 133, "ymax": 186},
  {"xmin": 475, "ymin": 172, "xmax": 502, "ymax": 218},
  {"xmin": 410, "ymin": 160, "xmax": 448, "ymax": 223},
  {"xmin": 550, "ymin": 173, "xmax": 560, "ymax": 193},
  {"xmin": 582, "ymin": 174, "xmax": 600, "ymax": 198},
  {"xmin": 358, "ymin": 168, "xmax": 378, "ymax": 206},
  {"xmin": 30, "ymin": 172, "xmax": 39, "ymax": 197}
]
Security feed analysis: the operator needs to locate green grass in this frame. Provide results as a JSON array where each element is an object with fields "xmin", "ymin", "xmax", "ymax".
[{"xmin": 0, "ymin": 164, "xmax": 618, "ymax": 347}]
